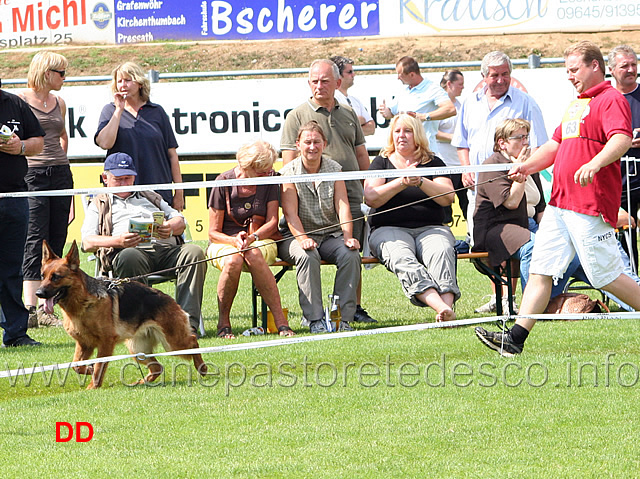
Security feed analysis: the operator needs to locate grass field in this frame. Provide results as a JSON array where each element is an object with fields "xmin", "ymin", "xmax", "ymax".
[{"xmin": 2, "ymin": 242, "xmax": 640, "ymax": 478}]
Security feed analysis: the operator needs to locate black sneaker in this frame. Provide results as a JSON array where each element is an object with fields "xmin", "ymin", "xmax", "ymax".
[
  {"xmin": 2, "ymin": 335, "xmax": 42, "ymax": 348},
  {"xmin": 353, "ymin": 305, "xmax": 377, "ymax": 323},
  {"xmin": 474, "ymin": 327, "xmax": 523, "ymax": 357}
]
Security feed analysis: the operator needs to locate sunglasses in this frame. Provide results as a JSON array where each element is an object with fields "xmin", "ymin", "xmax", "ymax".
[{"xmin": 50, "ymin": 69, "xmax": 66, "ymax": 77}]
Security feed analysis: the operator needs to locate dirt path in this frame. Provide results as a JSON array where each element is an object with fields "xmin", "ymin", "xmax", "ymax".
[{"xmin": 1, "ymin": 30, "xmax": 640, "ymax": 79}]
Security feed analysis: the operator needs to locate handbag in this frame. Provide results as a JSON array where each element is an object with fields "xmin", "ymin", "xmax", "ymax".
[
  {"xmin": 544, "ymin": 292, "xmax": 609, "ymax": 315},
  {"xmin": 225, "ymin": 186, "xmax": 265, "ymax": 234}
]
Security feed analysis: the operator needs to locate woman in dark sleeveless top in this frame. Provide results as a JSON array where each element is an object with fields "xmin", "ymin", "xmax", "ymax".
[{"xmin": 21, "ymin": 51, "xmax": 72, "ymax": 328}]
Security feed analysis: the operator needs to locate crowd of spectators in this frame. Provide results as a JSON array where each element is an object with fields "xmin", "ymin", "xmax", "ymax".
[{"xmin": 2, "ymin": 43, "xmax": 639, "ymax": 347}]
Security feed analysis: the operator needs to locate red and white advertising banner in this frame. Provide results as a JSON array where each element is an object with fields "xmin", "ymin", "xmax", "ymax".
[{"xmin": 0, "ymin": 0, "xmax": 113, "ymax": 48}]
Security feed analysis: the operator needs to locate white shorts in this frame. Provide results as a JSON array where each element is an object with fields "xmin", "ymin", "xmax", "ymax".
[{"xmin": 530, "ymin": 205, "xmax": 623, "ymax": 288}]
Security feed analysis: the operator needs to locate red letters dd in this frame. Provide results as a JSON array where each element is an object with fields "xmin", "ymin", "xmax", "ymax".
[{"xmin": 56, "ymin": 422, "xmax": 94, "ymax": 442}]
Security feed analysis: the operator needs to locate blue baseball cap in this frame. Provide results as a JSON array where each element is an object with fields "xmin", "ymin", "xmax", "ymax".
[{"xmin": 104, "ymin": 152, "xmax": 137, "ymax": 176}]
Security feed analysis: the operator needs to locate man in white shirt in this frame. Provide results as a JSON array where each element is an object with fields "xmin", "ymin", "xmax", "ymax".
[
  {"xmin": 378, "ymin": 56, "xmax": 455, "ymax": 155},
  {"xmin": 452, "ymin": 51, "xmax": 548, "ymax": 238},
  {"xmin": 452, "ymin": 51, "xmax": 548, "ymax": 314},
  {"xmin": 330, "ymin": 55, "xmax": 375, "ymax": 136}
]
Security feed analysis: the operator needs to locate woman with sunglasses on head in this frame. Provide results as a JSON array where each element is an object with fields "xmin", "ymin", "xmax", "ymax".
[
  {"xmin": 473, "ymin": 118, "xmax": 546, "ymax": 313},
  {"xmin": 207, "ymin": 140, "xmax": 294, "ymax": 339},
  {"xmin": 95, "ymin": 62, "xmax": 183, "ymax": 210},
  {"xmin": 20, "ymin": 51, "xmax": 72, "ymax": 328}
]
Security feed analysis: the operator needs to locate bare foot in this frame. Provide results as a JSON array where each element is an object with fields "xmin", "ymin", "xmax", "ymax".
[{"xmin": 436, "ymin": 308, "xmax": 456, "ymax": 322}]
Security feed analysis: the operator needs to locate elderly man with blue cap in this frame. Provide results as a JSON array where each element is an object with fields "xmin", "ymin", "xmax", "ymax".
[{"xmin": 81, "ymin": 152, "xmax": 207, "ymax": 336}]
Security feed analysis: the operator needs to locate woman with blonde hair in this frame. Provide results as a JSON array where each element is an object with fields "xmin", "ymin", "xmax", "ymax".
[
  {"xmin": 208, "ymin": 140, "xmax": 294, "ymax": 339},
  {"xmin": 21, "ymin": 51, "xmax": 71, "ymax": 328},
  {"xmin": 364, "ymin": 114, "xmax": 459, "ymax": 322},
  {"xmin": 95, "ymin": 62, "xmax": 184, "ymax": 210}
]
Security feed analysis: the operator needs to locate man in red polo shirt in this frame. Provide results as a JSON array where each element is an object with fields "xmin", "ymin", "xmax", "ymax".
[{"xmin": 476, "ymin": 41, "xmax": 640, "ymax": 356}]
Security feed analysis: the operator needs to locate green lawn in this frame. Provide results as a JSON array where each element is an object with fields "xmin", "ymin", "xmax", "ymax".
[{"xmin": 1, "ymin": 242, "xmax": 639, "ymax": 478}]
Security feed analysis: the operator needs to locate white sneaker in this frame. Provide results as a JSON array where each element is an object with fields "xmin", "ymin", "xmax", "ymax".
[
  {"xmin": 474, "ymin": 295, "xmax": 496, "ymax": 314},
  {"xmin": 300, "ymin": 316, "xmax": 311, "ymax": 327}
]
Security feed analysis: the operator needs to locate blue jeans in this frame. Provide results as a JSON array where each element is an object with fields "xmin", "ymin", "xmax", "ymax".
[
  {"xmin": 0, "ymin": 197, "xmax": 30, "ymax": 343},
  {"xmin": 518, "ymin": 218, "xmax": 537, "ymax": 294}
]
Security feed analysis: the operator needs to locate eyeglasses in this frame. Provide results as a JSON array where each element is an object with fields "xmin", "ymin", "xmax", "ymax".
[
  {"xmin": 508, "ymin": 134, "xmax": 529, "ymax": 141},
  {"xmin": 50, "ymin": 69, "xmax": 66, "ymax": 77}
]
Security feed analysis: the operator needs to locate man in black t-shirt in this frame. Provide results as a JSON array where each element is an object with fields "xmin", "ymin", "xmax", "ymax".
[{"xmin": 0, "ymin": 89, "xmax": 45, "ymax": 347}]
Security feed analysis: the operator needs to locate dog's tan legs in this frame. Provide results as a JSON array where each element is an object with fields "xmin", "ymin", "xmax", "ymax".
[
  {"xmin": 190, "ymin": 350, "xmax": 207, "ymax": 377},
  {"xmin": 142, "ymin": 360, "xmax": 163, "ymax": 384},
  {"xmin": 71, "ymin": 343, "xmax": 95, "ymax": 376},
  {"xmin": 88, "ymin": 339, "xmax": 117, "ymax": 389},
  {"xmin": 88, "ymin": 362, "xmax": 109, "ymax": 390},
  {"xmin": 127, "ymin": 357, "xmax": 163, "ymax": 385},
  {"xmin": 167, "ymin": 329, "xmax": 208, "ymax": 377}
]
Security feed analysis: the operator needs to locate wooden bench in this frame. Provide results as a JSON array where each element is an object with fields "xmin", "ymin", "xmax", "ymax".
[{"xmin": 250, "ymin": 252, "xmax": 515, "ymax": 328}]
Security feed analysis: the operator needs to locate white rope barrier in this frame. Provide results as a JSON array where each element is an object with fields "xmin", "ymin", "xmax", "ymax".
[
  {"xmin": 0, "ymin": 315, "xmax": 504, "ymax": 380},
  {"xmin": 3, "ymin": 310, "xmax": 640, "ymax": 380},
  {"xmin": 0, "ymin": 163, "xmax": 512, "ymax": 198},
  {"xmin": 495, "ymin": 311, "xmax": 640, "ymax": 321},
  {"xmin": 0, "ymin": 352, "xmax": 140, "ymax": 379},
  {"xmin": 4, "ymin": 159, "xmax": 639, "ymax": 381}
]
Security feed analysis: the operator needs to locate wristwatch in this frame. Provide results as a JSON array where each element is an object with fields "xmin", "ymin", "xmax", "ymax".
[
  {"xmin": 424, "ymin": 113, "xmax": 431, "ymax": 122},
  {"xmin": 19, "ymin": 141, "xmax": 25, "ymax": 156},
  {"xmin": 252, "ymin": 233, "xmax": 259, "ymax": 242}
]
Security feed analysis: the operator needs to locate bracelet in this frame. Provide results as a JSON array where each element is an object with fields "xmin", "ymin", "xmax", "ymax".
[{"xmin": 20, "ymin": 141, "xmax": 25, "ymax": 156}]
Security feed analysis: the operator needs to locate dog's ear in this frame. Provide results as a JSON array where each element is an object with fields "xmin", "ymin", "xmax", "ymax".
[
  {"xmin": 66, "ymin": 240, "xmax": 81, "ymax": 271},
  {"xmin": 41, "ymin": 240, "xmax": 57, "ymax": 265}
]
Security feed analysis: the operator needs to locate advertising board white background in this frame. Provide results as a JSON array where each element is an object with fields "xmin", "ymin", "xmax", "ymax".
[{"xmin": 8, "ymin": 67, "xmax": 576, "ymax": 160}]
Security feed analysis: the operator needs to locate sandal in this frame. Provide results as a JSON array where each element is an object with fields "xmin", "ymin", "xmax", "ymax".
[
  {"xmin": 217, "ymin": 326, "xmax": 236, "ymax": 339},
  {"xmin": 278, "ymin": 325, "xmax": 295, "ymax": 337}
]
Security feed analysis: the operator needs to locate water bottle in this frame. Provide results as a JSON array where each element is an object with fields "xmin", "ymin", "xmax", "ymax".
[
  {"xmin": 183, "ymin": 220, "xmax": 193, "ymax": 242},
  {"xmin": 329, "ymin": 294, "xmax": 342, "ymax": 332}
]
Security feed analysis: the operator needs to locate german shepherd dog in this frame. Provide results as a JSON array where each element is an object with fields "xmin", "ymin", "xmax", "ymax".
[{"xmin": 36, "ymin": 240, "xmax": 207, "ymax": 389}]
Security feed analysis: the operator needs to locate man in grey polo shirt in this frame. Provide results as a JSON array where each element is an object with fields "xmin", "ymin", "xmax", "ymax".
[{"xmin": 281, "ymin": 58, "xmax": 376, "ymax": 323}]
